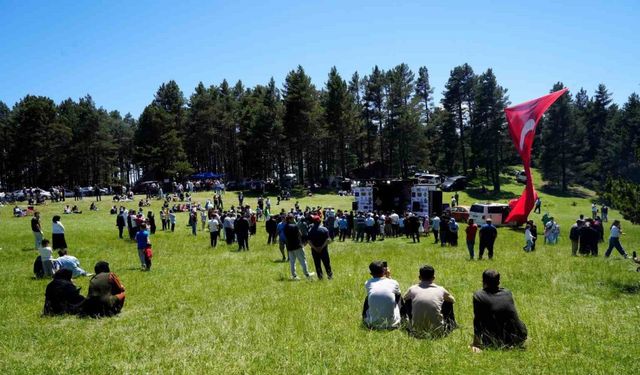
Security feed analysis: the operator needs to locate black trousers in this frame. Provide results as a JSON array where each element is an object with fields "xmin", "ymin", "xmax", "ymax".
[
  {"xmin": 479, "ymin": 242, "xmax": 494, "ymax": 259},
  {"xmin": 237, "ymin": 233, "xmax": 249, "ymax": 250},
  {"xmin": 210, "ymin": 231, "xmax": 219, "ymax": 247},
  {"xmin": 118, "ymin": 226, "xmax": 124, "ymax": 239},
  {"xmin": 311, "ymin": 247, "xmax": 332, "ymax": 279},
  {"xmin": 225, "ymin": 228, "xmax": 234, "ymax": 244},
  {"xmin": 267, "ymin": 232, "xmax": 276, "ymax": 244},
  {"xmin": 433, "ymin": 229, "xmax": 439, "ymax": 242},
  {"xmin": 411, "ymin": 230, "xmax": 420, "ymax": 243}
]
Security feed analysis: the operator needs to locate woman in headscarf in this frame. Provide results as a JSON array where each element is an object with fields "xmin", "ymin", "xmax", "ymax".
[
  {"xmin": 81, "ymin": 261, "xmax": 126, "ymax": 317},
  {"xmin": 43, "ymin": 269, "xmax": 84, "ymax": 316}
]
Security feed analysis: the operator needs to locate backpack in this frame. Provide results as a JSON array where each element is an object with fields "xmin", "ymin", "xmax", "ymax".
[{"xmin": 33, "ymin": 255, "xmax": 44, "ymax": 278}]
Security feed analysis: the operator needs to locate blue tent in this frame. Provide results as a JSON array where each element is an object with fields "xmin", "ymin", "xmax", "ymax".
[{"xmin": 190, "ymin": 172, "xmax": 224, "ymax": 180}]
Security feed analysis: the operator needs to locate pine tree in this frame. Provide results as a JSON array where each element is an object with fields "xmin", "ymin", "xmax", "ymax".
[{"xmin": 442, "ymin": 64, "xmax": 475, "ymax": 174}]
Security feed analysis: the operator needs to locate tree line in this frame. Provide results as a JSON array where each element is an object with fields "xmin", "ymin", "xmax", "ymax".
[{"xmin": 1, "ymin": 63, "xmax": 638, "ymax": 194}]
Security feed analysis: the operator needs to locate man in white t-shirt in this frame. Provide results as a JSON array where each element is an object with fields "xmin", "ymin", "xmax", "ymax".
[
  {"xmin": 402, "ymin": 265, "xmax": 456, "ymax": 338},
  {"xmin": 389, "ymin": 212, "xmax": 400, "ymax": 237},
  {"xmin": 208, "ymin": 215, "xmax": 220, "ymax": 247},
  {"xmin": 363, "ymin": 261, "xmax": 401, "ymax": 329}
]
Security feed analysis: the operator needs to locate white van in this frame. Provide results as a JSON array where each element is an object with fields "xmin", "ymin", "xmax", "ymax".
[{"xmin": 469, "ymin": 203, "xmax": 515, "ymax": 226}]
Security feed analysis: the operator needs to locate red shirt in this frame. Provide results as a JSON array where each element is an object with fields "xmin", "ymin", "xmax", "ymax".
[{"xmin": 466, "ymin": 224, "xmax": 478, "ymax": 241}]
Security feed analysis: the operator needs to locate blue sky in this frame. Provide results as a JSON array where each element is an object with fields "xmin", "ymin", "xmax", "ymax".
[{"xmin": 1, "ymin": 0, "xmax": 638, "ymax": 117}]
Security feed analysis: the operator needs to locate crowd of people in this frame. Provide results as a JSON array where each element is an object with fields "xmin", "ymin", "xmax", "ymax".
[{"xmin": 16, "ymin": 187, "xmax": 636, "ymax": 351}]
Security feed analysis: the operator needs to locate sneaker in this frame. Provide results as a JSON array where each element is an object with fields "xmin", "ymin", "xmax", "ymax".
[
  {"xmin": 292, "ymin": 276, "xmax": 300, "ymax": 281},
  {"xmin": 305, "ymin": 272, "xmax": 315, "ymax": 279}
]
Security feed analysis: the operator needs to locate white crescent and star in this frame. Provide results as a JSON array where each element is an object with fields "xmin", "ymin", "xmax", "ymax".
[{"xmin": 519, "ymin": 118, "xmax": 535, "ymax": 152}]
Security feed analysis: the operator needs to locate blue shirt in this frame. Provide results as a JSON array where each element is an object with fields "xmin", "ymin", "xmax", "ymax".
[
  {"xmin": 610, "ymin": 225, "xmax": 621, "ymax": 238},
  {"xmin": 338, "ymin": 218, "xmax": 348, "ymax": 229},
  {"xmin": 277, "ymin": 222, "xmax": 287, "ymax": 241},
  {"xmin": 136, "ymin": 230, "xmax": 149, "ymax": 249}
]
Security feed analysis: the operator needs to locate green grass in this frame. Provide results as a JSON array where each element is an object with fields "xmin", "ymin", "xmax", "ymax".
[{"xmin": 1, "ymin": 170, "xmax": 639, "ymax": 374}]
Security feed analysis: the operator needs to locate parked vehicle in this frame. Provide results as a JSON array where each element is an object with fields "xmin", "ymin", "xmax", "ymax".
[
  {"xmin": 446, "ymin": 205, "xmax": 470, "ymax": 222},
  {"xmin": 132, "ymin": 181, "xmax": 159, "ymax": 194},
  {"xmin": 415, "ymin": 173, "xmax": 442, "ymax": 185},
  {"xmin": 11, "ymin": 188, "xmax": 52, "ymax": 201},
  {"xmin": 515, "ymin": 170, "xmax": 527, "ymax": 184},
  {"xmin": 468, "ymin": 203, "xmax": 517, "ymax": 226},
  {"xmin": 441, "ymin": 176, "xmax": 468, "ymax": 192}
]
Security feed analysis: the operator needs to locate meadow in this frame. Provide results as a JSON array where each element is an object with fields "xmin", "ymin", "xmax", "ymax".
[{"xmin": 1, "ymin": 172, "xmax": 639, "ymax": 374}]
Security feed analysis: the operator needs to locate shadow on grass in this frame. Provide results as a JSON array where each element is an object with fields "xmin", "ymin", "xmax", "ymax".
[
  {"xmin": 465, "ymin": 188, "xmax": 518, "ymax": 201},
  {"xmin": 539, "ymin": 184, "xmax": 592, "ymax": 199},
  {"xmin": 608, "ymin": 280, "xmax": 640, "ymax": 294}
]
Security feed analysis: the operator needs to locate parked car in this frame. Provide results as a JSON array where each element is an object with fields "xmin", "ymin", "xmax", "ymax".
[
  {"xmin": 415, "ymin": 173, "xmax": 442, "ymax": 185},
  {"xmin": 441, "ymin": 176, "xmax": 468, "ymax": 192},
  {"xmin": 11, "ymin": 188, "xmax": 52, "ymax": 201},
  {"xmin": 468, "ymin": 203, "xmax": 517, "ymax": 226},
  {"xmin": 446, "ymin": 205, "xmax": 470, "ymax": 222},
  {"xmin": 515, "ymin": 170, "xmax": 527, "ymax": 184},
  {"xmin": 132, "ymin": 181, "xmax": 159, "ymax": 194},
  {"xmin": 79, "ymin": 186, "xmax": 109, "ymax": 196}
]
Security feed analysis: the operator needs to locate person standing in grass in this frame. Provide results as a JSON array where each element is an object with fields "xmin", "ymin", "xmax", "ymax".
[
  {"xmin": 465, "ymin": 219, "xmax": 478, "ymax": 259},
  {"xmin": 51, "ymin": 215, "xmax": 67, "ymax": 250},
  {"xmin": 32, "ymin": 211, "xmax": 43, "ymax": 250},
  {"xmin": 431, "ymin": 214, "xmax": 441, "ymax": 243},
  {"xmin": 307, "ymin": 215, "xmax": 333, "ymax": 280},
  {"xmin": 534, "ymin": 197, "xmax": 541, "ymax": 214},
  {"xmin": 363, "ymin": 261, "xmax": 401, "ymax": 329},
  {"xmin": 207, "ymin": 213, "xmax": 220, "ymax": 248},
  {"xmin": 116, "ymin": 208, "xmax": 126, "ymax": 238},
  {"xmin": 277, "ymin": 215, "xmax": 287, "ymax": 261},
  {"xmin": 471, "ymin": 269, "xmax": 527, "ymax": 351},
  {"xmin": 604, "ymin": 220, "xmax": 628, "ymax": 259},
  {"xmin": 235, "ymin": 214, "xmax": 250, "ymax": 251},
  {"xmin": 284, "ymin": 214, "xmax": 313, "ymax": 280},
  {"xmin": 147, "ymin": 211, "xmax": 156, "ymax": 235},
  {"xmin": 189, "ymin": 211, "xmax": 198, "ymax": 236},
  {"xmin": 569, "ymin": 220, "xmax": 582, "ymax": 256},
  {"xmin": 448, "ymin": 218, "xmax": 459, "ymax": 246},
  {"xmin": 266, "ymin": 215, "xmax": 278, "ymax": 245},
  {"xmin": 523, "ymin": 223, "xmax": 535, "ymax": 252},
  {"xmin": 478, "ymin": 218, "xmax": 498, "ymax": 260},
  {"xmin": 402, "ymin": 265, "xmax": 456, "ymax": 338},
  {"xmin": 135, "ymin": 223, "xmax": 151, "ymax": 270},
  {"xmin": 169, "ymin": 210, "xmax": 176, "ymax": 232}
]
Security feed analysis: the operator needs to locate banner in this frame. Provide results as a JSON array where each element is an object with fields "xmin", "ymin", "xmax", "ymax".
[{"xmin": 504, "ymin": 88, "xmax": 568, "ymax": 224}]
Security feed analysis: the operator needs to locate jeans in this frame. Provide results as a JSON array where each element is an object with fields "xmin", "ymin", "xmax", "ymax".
[
  {"xmin": 433, "ymin": 229, "xmax": 439, "ymax": 243},
  {"xmin": 210, "ymin": 231, "xmax": 219, "ymax": 247},
  {"xmin": 288, "ymin": 248, "xmax": 310, "ymax": 278},
  {"xmin": 467, "ymin": 240, "xmax": 475, "ymax": 259},
  {"xmin": 137, "ymin": 247, "xmax": 147, "ymax": 268},
  {"xmin": 524, "ymin": 240, "xmax": 533, "ymax": 252},
  {"xmin": 311, "ymin": 247, "xmax": 332, "ymax": 279},
  {"xmin": 34, "ymin": 231, "xmax": 43, "ymax": 249},
  {"xmin": 191, "ymin": 223, "xmax": 197, "ymax": 236},
  {"xmin": 605, "ymin": 237, "xmax": 627, "ymax": 257}
]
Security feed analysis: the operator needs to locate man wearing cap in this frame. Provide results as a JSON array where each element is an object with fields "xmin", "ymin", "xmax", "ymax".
[
  {"xmin": 478, "ymin": 218, "xmax": 498, "ymax": 260},
  {"xmin": 308, "ymin": 215, "xmax": 333, "ymax": 280},
  {"xmin": 284, "ymin": 214, "xmax": 313, "ymax": 280}
]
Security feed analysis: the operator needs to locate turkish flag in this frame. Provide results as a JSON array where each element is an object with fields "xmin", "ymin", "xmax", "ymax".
[{"xmin": 504, "ymin": 88, "xmax": 568, "ymax": 224}]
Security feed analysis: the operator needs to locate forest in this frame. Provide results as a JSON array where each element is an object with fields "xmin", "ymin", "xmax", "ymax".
[{"xmin": 1, "ymin": 63, "xmax": 639, "ymax": 194}]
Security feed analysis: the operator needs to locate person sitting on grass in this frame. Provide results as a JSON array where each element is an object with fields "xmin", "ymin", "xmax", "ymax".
[
  {"xmin": 402, "ymin": 265, "xmax": 456, "ymax": 338},
  {"xmin": 56, "ymin": 249, "xmax": 90, "ymax": 277},
  {"xmin": 43, "ymin": 268, "xmax": 85, "ymax": 316},
  {"xmin": 363, "ymin": 261, "xmax": 401, "ymax": 330},
  {"xmin": 38, "ymin": 239, "xmax": 56, "ymax": 278},
  {"xmin": 471, "ymin": 269, "xmax": 527, "ymax": 352},
  {"xmin": 81, "ymin": 261, "xmax": 126, "ymax": 318}
]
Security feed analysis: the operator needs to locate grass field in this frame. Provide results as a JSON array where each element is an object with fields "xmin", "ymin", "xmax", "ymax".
[{"xmin": 1, "ymin": 171, "xmax": 639, "ymax": 374}]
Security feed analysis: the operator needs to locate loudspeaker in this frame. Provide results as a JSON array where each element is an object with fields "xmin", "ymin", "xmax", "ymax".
[
  {"xmin": 352, "ymin": 201, "xmax": 358, "ymax": 211},
  {"xmin": 412, "ymin": 201, "xmax": 421, "ymax": 211},
  {"xmin": 429, "ymin": 191, "xmax": 443, "ymax": 216}
]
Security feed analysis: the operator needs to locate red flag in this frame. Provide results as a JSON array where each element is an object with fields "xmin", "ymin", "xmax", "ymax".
[{"xmin": 504, "ymin": 88, "xmax": 568, "ymax": 224}]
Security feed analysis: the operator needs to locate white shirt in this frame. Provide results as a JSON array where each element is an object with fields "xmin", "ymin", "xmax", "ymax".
[
  {"xmin": 389, "ymin": 213, "xmax": 399, "ymax": 224},
  {"xmin": 403, "ymin": 282, "xmax": 455, "ymax": 335},
  {"xmin": 39, "ymin": 246, "xmax": 53, "ymax": 261},
  {"xmin": 610, "ymin": 225, "xmax": 621, "ymax": 238},
  {"xmin": 208, "ymin": 219, "xmax": 220, "ymax": 232},
  {"xmin": 525, "ymin": 228, "xmax": 534, "ymax": 241},
  {"xmin": 52, "ymin": 222, "xmax": 65, "ymax": 234},
  {"xmin": 364, "ymin": 277, "xmax": 401, "ymax": 329}
]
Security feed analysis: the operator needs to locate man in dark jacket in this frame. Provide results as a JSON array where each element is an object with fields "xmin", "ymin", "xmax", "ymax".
[
  {"xmin": 579, "ymin": 218, "xmax": 599, "ymax": 256},
  {"xmin": 235, "ymin": 215, "xmax": 251, "ymax": 251},
  {"xmin": 43, "ymin": 269, "xmax": 85, "ymax": 316},
  {"xmin": 266, "ymin": 216, "xmax": 278, "ymax": 245},
  {"xmin": 307, "ymin": 215, "xmax": 333, "ymax": 280},
  {"xmin": 478, "ymin": 219, "xmax": 498, "ymax": 259},
  {"xmin": 472, "ymin": 269, "xmax": 527, "ymax": 351},
  {"xmin": 81, "ymin": 261, "xmax": 126, "ymax": 317}
]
